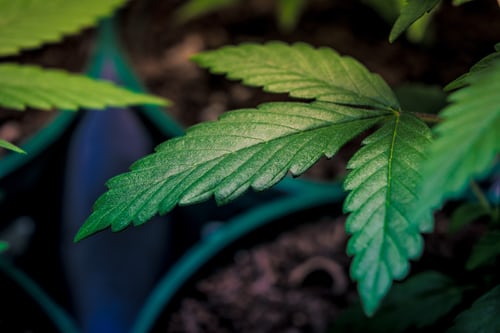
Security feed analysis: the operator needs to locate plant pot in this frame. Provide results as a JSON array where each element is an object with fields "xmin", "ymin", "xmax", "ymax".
[{"xmin": 131, "ymin": 183, "xmax": 347, "ymax": 333}]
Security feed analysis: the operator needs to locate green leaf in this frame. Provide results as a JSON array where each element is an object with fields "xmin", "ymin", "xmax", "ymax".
[
  {"xmin": 0, "ymin": 241, "xmax": 8, "ymax": 253},
  {"xmin": 466, "ymin": 230, "xmax": 500, "ymax": 270},
  {"xmin": 174, "ymin": 0, "xmax": 240, "ymax": 23},
  {"xmin": 0, "ymin": 0, "xmax": 126, "ymax": 57},
  {"xmin": 192, "ymin": 42, "xmax": 399, "ymax": 110},
  {"xmin": 276, "ymin": 0, "xmax": 306, "ymax": 32},
  {"xmin": 404, "ymin": 9, "xmax": 435, "ymax": 44},
  {"xmin": 416, "ymin": 58, "xmax": 500, "ymax": 229},
  {"xmin": 75, "ymin": 101, "xmax": 388, "ymax": 241},
  {"xmin": 344, "ymin": 112, "xmax": 432, "ymax": 315},
  {"xmin": 449, "ymin": 203, "xmax": 489, "ymax": 233},
  {"xmin": 445, "ymin": 43, "xmax": 500, "ymax": 91},
  {"xmin": 447, "ymin": 284, "xmax": 500, "ymax": 333},
  {"xmin": 389, "ymin": 0, "xmax": 441, "ymax": 43},
  {"xmin": 332, "ymin": 271, "xmax": 463, "ymax": 333},
  {"xmin": 0, "ymin": 64, "xmax": 168, "ymax": 111},
  {"xmin": 0, "ymin": 139, "xmax": 26, "ymax": 154}
]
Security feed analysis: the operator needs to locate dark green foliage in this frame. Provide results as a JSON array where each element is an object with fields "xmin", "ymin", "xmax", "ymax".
[
  {"xmin": 445, "ymin": 43, "xmax": 500, "ymax": 91},
  {"xmin": 389, "ymin": 0, "xmax": 441, "ymax": 43},
  {"xmin": 344, "ymin": 113, "xmax": 432, "ymax": 315},
  {"xmin": 415, "ymin": 55, "xmax": 500, "ymax": 230},
  {"xmin": 0, "ymin": 64, "xmax": 167, "ymax": 111},
  {"xmin": 466, "ymin": 230, "xmax": 500, "ymax": 270},
  {"xmin": 446, "ymin": 285, "xmax": 500, "ymax": 333},
  {"xmin": 449, "ymin": 203, "xmax": 490, "ymax": 233},
  {"xmin": 275, "ymin": 0, "xmax": 306, "ymax": 32},
  {"xmin": 332, "ymin": 271, "xmax": 463, "ymax": 333}
]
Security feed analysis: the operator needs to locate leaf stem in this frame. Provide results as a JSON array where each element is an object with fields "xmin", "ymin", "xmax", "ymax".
[{"xmin": 411, "ymin": 112, "xmax": 441, "ymax": 124}]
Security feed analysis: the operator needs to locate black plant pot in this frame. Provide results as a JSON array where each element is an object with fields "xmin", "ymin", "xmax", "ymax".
[{"xmin": 131, "ymin": 182, "xmax": 347, "ymax": 333}]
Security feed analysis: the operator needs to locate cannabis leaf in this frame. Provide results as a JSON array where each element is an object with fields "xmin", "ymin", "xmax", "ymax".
[
  {"xmin": 0, "ymin": 0, "xmax": 126, "ymax": 57},
  {"xmin": 78, "ymin": 42, "xmax": 433, "ymax": 317},
  {"xmin": 449, "ymin": 203, "xmax": 490, "ymax": 233},
  {"xmin": 0, "ymin": 139, "xmax": 25, "ymax": 154},
  {"xmin": 0, "ymin": 64, "xmax": 168, "ymax": 111},
  {"xmin": 333, "ymin": 271, "xmax": 463, "ymax": 333},
  {"xmin": 447, "ymin": 284, "xmax": 500, "ymax": 333},
  {"xmin": 416, "ymin": 56, "xmax": 500, "ymax": 228},
  {"xmin": 344, "ymin": 112, "xmax": 432, "ymax": 315},
  {"xmin": 445, "ymin": 43, "xmax": 500, "ymax": 91},
  {"xmin": 466, "ymin": 230, "xmax": 500, "ymax": 270},
  {"xmin": 192, "ymin": 42, "xmax": 399, "ymax": 110},
  {"xmin": 389, "ymin": 0, "xmax": 441, "ymax": 43},
  {"xmin": 75, "ymin": 101, "xmax": 387, "ymax": 241}
]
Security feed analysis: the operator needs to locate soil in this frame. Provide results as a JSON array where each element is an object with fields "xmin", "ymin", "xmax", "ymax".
[
  {"xmin": 0, "ymin": 0, "xmax": 499, "ymax": 332},
  {"xmin": 166, "ymin": 216, "xmax": 351, "ymax": 333},
  {"xmin": 159, "ymin": 211, "xmax": 487, "ymax": 333}
]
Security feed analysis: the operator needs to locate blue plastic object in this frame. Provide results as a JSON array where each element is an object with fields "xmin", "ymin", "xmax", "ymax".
[{"xmin": 60, "ymin": 20, "xmax": 172, "ymax": 333}]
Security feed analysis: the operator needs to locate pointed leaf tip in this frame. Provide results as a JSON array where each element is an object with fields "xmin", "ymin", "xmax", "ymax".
[
  {"xmin": 389, "ymin": 0, "xmax": 440, "ymax": 43},
  {"xmin": 344, "ymin": 112, "xmax": 432, "ymax": 315},
  {"xmin": 77, "ymin": 101, "xmax": 388, "ymax": 239},
  {"xmin": 193, "ymin": 41, "xmax": 399, "ymax": 109},
  {"xmin": 416, "ymin": 57, "xmax": 500, "ymax": 226},
  {"xmin": 0, "ymin": 64, "xmax": 169, "ymax": 111},
  {"xmin": 0, "ymin": 0, "xmax": 128, "ymax": 56}
]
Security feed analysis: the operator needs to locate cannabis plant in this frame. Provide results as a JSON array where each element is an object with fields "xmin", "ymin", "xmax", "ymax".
[
  {"xmin": 0, "ymin": 0, "xmax": 167, "ymax": 154},
  {"xmin": 76, "ymin": 0, "xmax": 499, "ymax": 325}
]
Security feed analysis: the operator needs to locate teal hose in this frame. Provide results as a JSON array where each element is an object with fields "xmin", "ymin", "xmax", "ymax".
[
  {"xmin": 0, "ymin": 111, "xmax": 76, "ymax": 180},
  {"xmin": 0, "ymin": 258, "xmax": 81, "ymax": 333},
  {"xmin": 89, "ymin": 18, "xmax": 185, "ymax": 137},
  {"xmin": 131, "ymin": 183, "xmax": 345, "ymax": 333}
]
